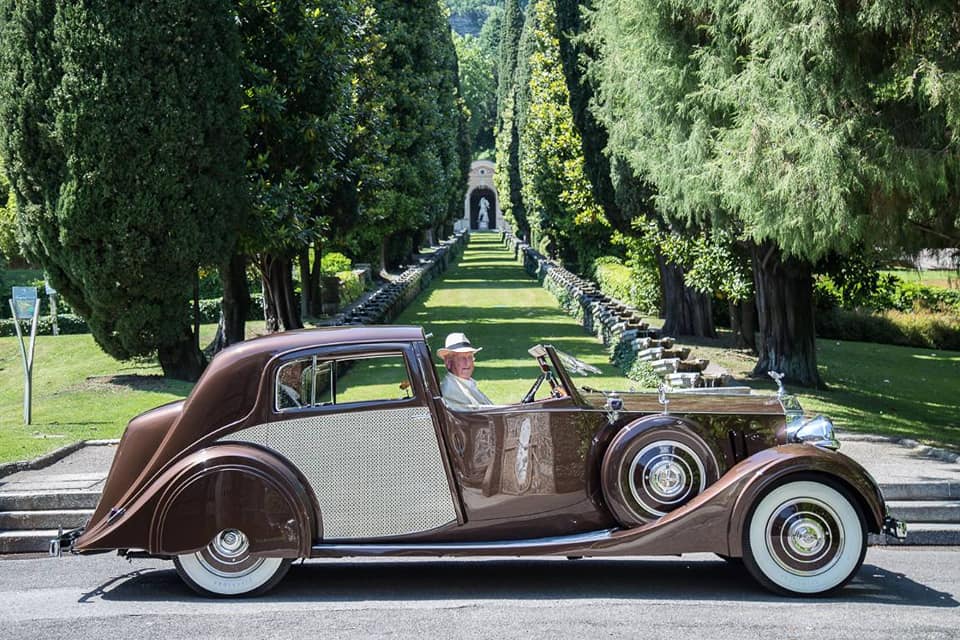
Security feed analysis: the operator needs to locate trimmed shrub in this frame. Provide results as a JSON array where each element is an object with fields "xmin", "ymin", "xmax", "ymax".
[
  {"xmin": 321, "ymin": 252, "xmax": 352, "ymax": 276},
  {"xmin": 816, "ymin": 308, "xmax": 960, "ymax": 351},
  {"xmin": 592, "ymin": 256, "xmax": 659, "ymax": 314},
  {"xmin": 337, "ymin": 270, "xmax": 364, "ymax": 307}
]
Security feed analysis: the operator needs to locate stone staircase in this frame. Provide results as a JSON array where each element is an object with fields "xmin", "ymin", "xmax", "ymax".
[
  {"xmin": 0, "ymin": 489, "xmax": 98, "ymax": 553},
  {"xmin": 880, "ymin": 481, "xmax": 960, "ymax": 545}
]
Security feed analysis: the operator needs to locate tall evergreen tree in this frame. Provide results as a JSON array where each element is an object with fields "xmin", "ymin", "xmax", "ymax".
[
  {"xmin": 515, "ymin": 0, "xmax": 606, "ymax": 271},
  {"xmin": 589, "ymin": 0, "xmax": 960, "ymax": 386},
  {"xmin": 235, "ymin": 0, "xmax": 357, "ymax": 333},
  {"xmin": 346, "ymin": 0, "xmax": 469, "ymax": 271},
  {"xmin": 494, "ymin": 0, "xmax": 528, "ymax": 236},
  {"xmin": 0, "ymin": 0, "xmax": 245, "ymax": 380}
]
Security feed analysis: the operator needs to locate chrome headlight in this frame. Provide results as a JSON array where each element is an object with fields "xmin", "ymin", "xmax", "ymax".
[{"xmin": 788, "ymin": 415, "xmax": 840, "ymax": 451}]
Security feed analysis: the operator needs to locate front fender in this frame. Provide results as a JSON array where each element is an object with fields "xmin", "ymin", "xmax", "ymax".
[
  {"xmin": 75, "ymin": 444, "xmax": 317, "ymax": 557},
  {"xmin": 725, "ymin": 444, "xmax": 886, "ymax": 557}
]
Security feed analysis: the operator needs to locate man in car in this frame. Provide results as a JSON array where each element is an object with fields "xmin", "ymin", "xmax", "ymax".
[{"xmin": 438, "ymin": 332, "xmax": 494, "ymax": 410}]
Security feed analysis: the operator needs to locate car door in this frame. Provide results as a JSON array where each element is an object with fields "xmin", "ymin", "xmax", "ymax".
[{"xmin": 228, "ymin": 343, "xmax": 460, "ymax": 541}]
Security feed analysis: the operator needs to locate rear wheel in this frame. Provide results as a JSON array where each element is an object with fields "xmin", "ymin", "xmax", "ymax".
[
  {"xmin": 174, "ymin": 529, "xmax": 292, "ymax": 597},
  {"xmin": 742, "ymin": 480, "xmax": 866, "ymax": 596}
]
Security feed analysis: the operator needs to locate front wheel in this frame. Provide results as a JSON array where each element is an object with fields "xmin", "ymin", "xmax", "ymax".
[
  {"xmin": 743, "ymin": 480, "xmax": 866, "ymax": 596},
  {"xmin": 174, "ymin": 529, "xmax": 292, "ymax": 597}
]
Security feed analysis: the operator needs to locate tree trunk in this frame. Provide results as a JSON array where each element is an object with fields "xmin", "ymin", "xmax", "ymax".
[
  {"xmin": 212, "ymin": 251, "xmax": 250, "ymax": 351},
  {"xmin": 308, "ymin": 244, "xmax": 322, "ymax": 316},
  {"xmin": 656, "ymin": 251, "xmax": 716, "ymax": 338},
  {"xmin": 261, "ymin": 269, "xmax": 279, "ymax": 333},
  {"xmin": 729, "ymin": 297, "xmax": 757, "ymax": 352},
  {"xmin": 299, "ymin": 249, "xmax": 311, "ymax": 321},
  {"xmin": 751, "ymin": 241, "xmax": 823, "ymax": 388},
  {"xmin": 264, "ymin": 255, "xmax": 302, "ymax": 331},
  {"xmin": 158, "ymin": 327, "xmax": 205, "ymax": 382}
]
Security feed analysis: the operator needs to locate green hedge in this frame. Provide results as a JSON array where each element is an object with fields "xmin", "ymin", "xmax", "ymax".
[
  {"xmin": 592, "ymin": 257, "xmax": 659, "ymax": 314},
  {"xmin": 816, "ymin": 308, "xmax": 960, "ymax": 351},
  {"xmin": 816, "ymin": 273, "xmax": 960, "ymax": 314},
  {"xmin": 0, "ymin": 313, "xmax": 89, "ymax": 337}
]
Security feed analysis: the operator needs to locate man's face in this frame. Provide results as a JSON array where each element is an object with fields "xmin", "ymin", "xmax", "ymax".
[{"xmin": 445, "ymin": 351, "xmax": 475, "ymax": 379}]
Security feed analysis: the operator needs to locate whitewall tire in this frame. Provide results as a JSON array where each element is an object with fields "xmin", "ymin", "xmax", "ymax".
[
  {"xmin": 743, "ymin": 480, "xmax": 866, "ymax": 596},
  {"xmin": 174, "ymin": 529, "xmax": 292, "ymax": 597}
]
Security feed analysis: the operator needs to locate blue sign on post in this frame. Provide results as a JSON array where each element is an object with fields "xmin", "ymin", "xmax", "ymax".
[{"xmin": 10, "ymin": 286, "xmax": 42, "ymax": 424}]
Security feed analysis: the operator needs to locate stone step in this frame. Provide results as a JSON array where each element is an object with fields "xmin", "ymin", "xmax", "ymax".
[
  {"xmin": 651, "ymin": 358, "xmax": 680, "ymax": 375},
  {"xmin": 873, "ymin": 524, "xmax": 960, "ymax": 546},
  {"xmin": 887, "ymin": 500, "xmax": 960, "ymax": 523},
  {"xmin": 879, "ymin": 482, "xmax": 960, "ymax": 501},
  {"xmin": 0, "ymin": 529, "xmax": 59, "ymax": 554},
  {"xmin": 0, "ymin": 490, "xmax": 102, "ymax": 511},
  {"xmin": 0, "ymin": 509, "xmax": 93, "ymax": 530},
  {"xmin": 665, "ymin": 372, "xmax": 702, "ymax": 389}
]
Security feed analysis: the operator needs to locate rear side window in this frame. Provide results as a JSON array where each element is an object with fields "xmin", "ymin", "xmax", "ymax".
[{"xmin": 275, "ymin": 353, "xmax": 412, "ymax": 412}]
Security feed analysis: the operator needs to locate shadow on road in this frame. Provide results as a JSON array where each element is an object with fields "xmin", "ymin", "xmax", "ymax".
[{"xmin": 86, "ymin": 558, "xmax": 956, "ymax": 608}]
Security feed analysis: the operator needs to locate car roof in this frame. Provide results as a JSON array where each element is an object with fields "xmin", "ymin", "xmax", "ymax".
[{"xmin": 238, "ymin": 325, "xmax": 428, "ymax": 354}]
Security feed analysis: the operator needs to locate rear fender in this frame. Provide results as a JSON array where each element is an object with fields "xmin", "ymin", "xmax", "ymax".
[{"xmin": 149, "ymin": 444, "xmax": 317, "ymax": 557}]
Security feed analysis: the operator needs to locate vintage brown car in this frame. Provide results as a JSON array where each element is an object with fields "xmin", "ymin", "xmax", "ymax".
[{"xmin": 53, "ymin": 326, "xmax": 906, "ymax": 597}]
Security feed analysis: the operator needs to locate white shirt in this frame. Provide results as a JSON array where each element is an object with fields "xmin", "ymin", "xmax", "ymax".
[{"xmin": 441, "ymin": 374, "xmax": 494, "ymax": 410}]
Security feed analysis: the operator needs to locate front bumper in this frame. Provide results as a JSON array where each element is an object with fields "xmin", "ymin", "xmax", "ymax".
[
  {"xmin": 883, "ymin": 516, "xmax": 908, "ymax": 541},
  {"xmin": 49, "ymin": 527, "xmax": 85, "ymax": 558}
]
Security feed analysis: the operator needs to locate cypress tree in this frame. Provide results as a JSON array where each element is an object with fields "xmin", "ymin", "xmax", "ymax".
[
  {"xmin": 494, "ymin": 0, "xmax": 528, "ymax": 236},
  {"xmin": 0, "ymin": 1, "xmax": 245, "ymax": 380}
]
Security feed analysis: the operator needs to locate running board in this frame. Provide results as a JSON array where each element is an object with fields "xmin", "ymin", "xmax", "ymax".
[{"xmin": 310, "ymin": 529, "xmax": 617, "ymax": 558}]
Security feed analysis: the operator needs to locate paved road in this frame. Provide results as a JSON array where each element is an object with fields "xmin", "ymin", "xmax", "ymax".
[{"xmin": 2, "ymin": 549, "xmax": 957, "ymax": 639}]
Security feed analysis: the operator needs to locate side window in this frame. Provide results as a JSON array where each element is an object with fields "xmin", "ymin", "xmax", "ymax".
[
  {"xmin": 275, "ymin": 353, "xmax": 411, "ymax": 412},
  {"xmin": 276, "ymin": 357, "xmax": 333, "ymax": 410}
]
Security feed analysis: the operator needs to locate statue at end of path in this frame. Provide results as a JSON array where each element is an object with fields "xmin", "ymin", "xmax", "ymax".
[{"xmin": 478, "ymin": 197, "xmax": 490, "ymax": 229}]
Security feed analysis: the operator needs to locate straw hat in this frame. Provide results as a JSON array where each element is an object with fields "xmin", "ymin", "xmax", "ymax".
[{"xmin": 437, "ymin": 332, "xmax": 482, "ymax": 359}]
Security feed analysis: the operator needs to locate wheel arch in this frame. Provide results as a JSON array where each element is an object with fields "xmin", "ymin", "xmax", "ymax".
[
  {"xmin": 727, "ymin": 462, "xmax": 886, "ymax": 558},
  {"xmin": 149, "ymin": 444, "xmax": 318, "ymax": 557}
]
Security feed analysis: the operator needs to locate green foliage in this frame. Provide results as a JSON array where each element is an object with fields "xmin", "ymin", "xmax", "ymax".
[
  {"xmin": 337, "ymin": 269, "xmax": 365, "ymax": 306},
  {"xmin": 816, "ymin": 308, "xmax": 960, "ymax": 352},
  {"xmin": 592, "ymin": 258, "xmax": 658, "ymax": 314},
  {"xmin": 816, "ymin": 272, "xmax": 960, "ymax": 314},
  {"xmin": 658, "ymin": 231, "xmax": 752, "ymax": 304},
  {"xmin": 320, "ymin": 252, "xmax": 352, "ymax": 276},
  {"xmin": 0, "ymin": 313, "xmax": 89, "ymax": 337},
  {"xmin": 588, "ymin": 0, "xmax": 960, "ymax": 260},
  {"xmin": 345, "ymin": 1, "xmax": 470, "ymax": 268},
  {"xmin": 238, "ymin": 0, "xmax": 357, "ymax": 258},
  {"xmin": 0, "ymin": 1, "xmax": 245, "ymax": 375},
  {"xmin": 515, "ymin": 0, "xmax": 608, "ymax": 273},
  {"xmin": 453, "ymin": 32, "xmax": 497, "ymax": 152},
  {"xmin": 0, "ymin": 154, "xmax": 17, "ymax": 262},
  {"xmin": 625, "ymin": 358, "xmax": 661, "ymax": 388},
  {"xmin": 494, "ymin": 0, "xmax": 527, "ymax": 235}
]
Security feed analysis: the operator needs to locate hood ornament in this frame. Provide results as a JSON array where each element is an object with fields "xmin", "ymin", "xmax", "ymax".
[
  {"xmin": 768, "ymin": 371, "xmax": 786, "ymax": 399},
  {"xmin": 658, "ymin": 383, "xmax": 670, "ymax": 415}
]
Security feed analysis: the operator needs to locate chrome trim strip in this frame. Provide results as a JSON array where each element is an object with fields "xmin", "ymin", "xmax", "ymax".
[{"xmin": 310, "ymin": 529, "xmax": 617, "ymax": 557}]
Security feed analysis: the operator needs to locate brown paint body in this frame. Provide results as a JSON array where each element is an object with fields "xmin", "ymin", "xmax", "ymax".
[{"xmin": 74, "ymin": 326, "xmax": 887, "ymax": 560}]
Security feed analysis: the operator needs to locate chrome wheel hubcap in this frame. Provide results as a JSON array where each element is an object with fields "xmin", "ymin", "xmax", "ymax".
[{"xmin": 766, "ymin": 498, "xmax": 844, "ymax": 576}]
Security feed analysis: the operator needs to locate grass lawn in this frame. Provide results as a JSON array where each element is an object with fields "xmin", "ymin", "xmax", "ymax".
[
  {"xmin": 881, "ymin": 269, "xmax": 959, "ymax": 290},
  {"xmin": 681, "ymin": 334, "xmax": 960, "ymax": 449},
  {"xmin": 0, "ymin": 322, "xmax": 265, "ymax": 464},
  {"xmin": 394, "ymin": 233, "xmax": 631, "ymax": 404},
  {"xmin": 2, "ymin": 233, "xmax": 957, "ymax": 464}
]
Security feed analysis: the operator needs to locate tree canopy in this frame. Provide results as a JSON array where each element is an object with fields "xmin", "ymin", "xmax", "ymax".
[{"xmin": 0, "ymin": 0, "xmax": 245, "ymax": 380}]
